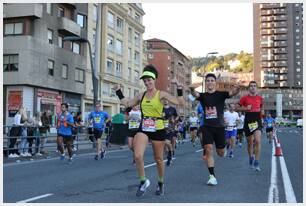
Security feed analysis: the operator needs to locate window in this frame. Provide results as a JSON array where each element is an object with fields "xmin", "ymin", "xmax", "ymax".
[
  {"xmin": 296, "ymin": 74, "xmax": 301, "ymax": 79},
  {"xmin": 297, "ymin": 61, "xmax": 301, "ymax": 65},
  {"xmin": 135, "ymin": 13, "xmax": 141, "ymax": 23},
  {"xmin": 128, "ymin": 27, "xmax": 132, "ymax": 42},
  {"xmin": 128, "ymin": 67, "xmax": 132, "ymax": 81},
  {"xmin": 107, "ymin": 35, "xmax": 114, "ymax": 52},
  {"xmin": 62, "ymin": 64, "xmax": 68, "ymax": 79},
  {"xmin": 296, "ymin": 35, "xmax": 300, "ymax": 39},
  {"xmin": 134, "ymin": 90, "xmax": 139, "ymax": 97},
  {"xmin": 57, "ymin": 7, "xmax": 64, "ymax": 17},
  {"xmin": 106, "ymin": 58, "xmax": 113, "ymax": 73},
  {"xmin": 77, "ymin": 14, "xmax": 85, "ymax": 28},
  {"xmin": 296, "ymin": 29, "xmax": 300, "ymax": 33},
  {"xmin": 148, "ymin": 53, "xmax": 154, "ymax": 59},
  {"xmin": 128, "ymin": 7, "xmax": 133, "ymax": 16},
  {"xmin": 3, "ymin": 54, "xmax": 18, "ymax": 72},
  {"xmin": 296, "ymin": 42, "xmax": 300, "ymax": 46},
  {"xmin": 93, "ymin": 4, "xmax": 97, "ymax": 21},
  {"xmin": 116, "ymin": 17, "xmax": 123, "ymax": 33},
  {"xmin": 296, "ymin": 16, "xmax": 299, "ymax": 20},
  {"xmin": 296, "ymin": 48, "xmax": 300, "ymax": 52},
  {"xmin": 115, "ymin": 39, "xmax": 123, "ymax": 55},
  {"xmin": 4, "ymin": 23, "xmax": 23, "ymax": 35},
  {"xmin": 134, "ymin": 70, "xmax": 139, "ymax": 82},
  {"xmin": 296, "ymin": 68, "xmax": 301, "ymax": 72},
  {"xmin": 134, "ymin": 51, "xmax": 140, "ymax": 65},
  {"xmin": 115, "ymin": 62, "xmax": 122, "ymax": 77},
  {"xmin": 46, "ymin": 3, "xmax": 51, "ymax": 14},
  {"xmin": 107, "ymin": 11, "xmax": 114, "ymax": 28},
  {"xmin": 75, "ymin": 68, "xmax": 84, "ymax": 83},
  {"xmin": 72, "ymin": 42, "xmax": 80, "ymax": 54},
  {"xmin": 58, "ymin": 36, "xmax": 63, "ymax": 48},
  {"xmin": 128, "ymin": 88, "xmax": 132, "ymax": 98},
  {"xmin": 128, "ymin": 48, "xmax": 132, "ymax": 61},
  {"xmin": 134, "ymin": 32, "xmax": 140, "ymax": 47},
  {"xmin": 48, "ymin": 60, "xmax": 54, "ymax": 76},
  {"xmin": 103, "ymin": 83, "xmax": 110, "ymax": 96},
  {"xmin": 296, "ymin": 55, "xmax": 300, "ymax": 59},
  {"xmin": 47, "ymin": 29, "xmax": 53, "ymax": 44}
]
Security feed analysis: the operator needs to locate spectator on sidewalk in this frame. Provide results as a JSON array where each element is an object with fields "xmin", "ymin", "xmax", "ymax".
[
  {"xmin": 8, "ymin": 108, "xmax": 24, "ymax": 158},
  {"xmin": 39, "ymin": 110, "xmax": 52, "ymax": 154},
  {"xmin": 18, "ymin": 107, "xmax": 30, "ymax": 157},
  {"xmin": 33, "ymin": 112, "xmax": 43, "ymax": 156}
]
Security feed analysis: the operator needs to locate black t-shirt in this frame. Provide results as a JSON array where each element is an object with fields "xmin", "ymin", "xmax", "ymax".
[
  {"xmin": 164, "ymin": 106, "xmax": 178, "ymax": 120},
  {"xmin": 196, "ymin": 91, "xmax": 230, "ymax": 127}
]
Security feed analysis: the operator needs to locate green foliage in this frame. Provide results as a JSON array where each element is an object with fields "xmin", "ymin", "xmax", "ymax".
[{"xmin": 191, "ymin": 51, "xmax": 253, "ymax": 73}]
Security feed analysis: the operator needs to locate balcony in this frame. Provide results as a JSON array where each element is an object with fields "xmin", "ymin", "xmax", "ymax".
[
  {"xmin": 261, "ymin": 10, "xmax": 273, "ymax": 15},
  {"xmin": 279, "ymin": 81, "xmax": 288, "ymax": 87},
  {"xmin": 4, "ymin": 3, "xmax": 43, "ymax": 19},
  {"xmin": 261, "ymin": 42, "xmax": 273, "ymax": 48},
  {"xmin": 274, "ymin": 15, "xmax": 287, "ymax": 21},
  {"xmin": 274, "ymin": 22, "xmax": 287, "ymax": 28},
  {"xmin": 261, "ymin": 16, "xmax": 274, "ymax": 22},
  {"xmin": 274, "ymin": 9, "xmax": 286, "ymax": 15},
  {"xmin": 279, "ymin": 68, "xmax": 288, "ymax": 74},
  {"xmin": 274, "ymin": 61, "xmax": 288, "ymax": 67},
  {"xmin": 260, "ymin": 4, "xmax": 278, "ymax": 9},
  {"xmin": 273, "ymin": 48, "xmax": 287, "ymax": 54},
  {"xmin": 274, "ymin": 54, "xmax": 287, "ymax": 60},
  {"xmin": 261, "ymin": 55, "xmax": 274, "ymax": 61},
  {"xmin": 58, "ymin": 17, "xmax": 81, "ymax": 36},
  {"xmin": 261, "ymin": 29, "xmax": 273, "ymax": 35},
  {"xmin": 261, "ymin": 23, "xmax": 273, "ymax": 29},
  {"xmin": 274, "ymin": 35, "xmax": 287, "ymax": 41},
  {"xmin": 279, "ymin": 75, "xmax": 287, "ymax": 80},
  {"xmin": 274, "ymin": 28, "xmax": 287, "ymax": 34},
  {"xmin": 274, "ymin": 41, "xmax": 287, "ymax": 47},
  {"xmin": 261, "ymin": 62, "xmax": 274, "ymax": 67}
]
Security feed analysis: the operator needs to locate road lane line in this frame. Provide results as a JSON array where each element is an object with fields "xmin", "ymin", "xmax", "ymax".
[
  {"xmin": 144, "ymin": 158, "xmax": 176, "ymax": 168},
  {"xmin": 279, "ymin": 156, "xmax": 297, "ymax": 203},
  {"xmin": 16, "ymin": 193, "xmax": 53, "ymax": 203},
  {"xmin": 268, "ymin": 140, "xmax": 279, "ymax": 203},
  {"xmin": 195, "ymin": 149, "xmax": 203, "ymax": 153},
  {"xmin": 275, "ymin": 130, "xmax": 297, "ymax": 203}
]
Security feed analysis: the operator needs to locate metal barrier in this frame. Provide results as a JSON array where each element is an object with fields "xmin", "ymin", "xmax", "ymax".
[{"xmin": 3, "ymin": 125, "xmax": 112, "ymax": 157}]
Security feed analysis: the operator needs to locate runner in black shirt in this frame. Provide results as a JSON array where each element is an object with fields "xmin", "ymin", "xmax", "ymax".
[{"xmin": 189, "ymin": 73, "xmax": 240, "ymax": 186}]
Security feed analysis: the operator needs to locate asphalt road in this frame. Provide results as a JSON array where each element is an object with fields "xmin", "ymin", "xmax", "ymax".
[{"xmin": 3, "ymin": 127, "xmax": 303, "ymax": 203}]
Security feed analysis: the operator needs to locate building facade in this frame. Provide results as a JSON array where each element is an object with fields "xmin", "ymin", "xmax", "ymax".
[
  {"xmin": 3, "ymin": 3, "xmax": 88, "ymax": 125},
  {"xmin": 145, "ymin": 38, "xmax": 192, "ymax": 115},
  {"xmin": 253, "ymin": 3, "xmax": 303, "ymax": 88},
  {"xmin": 253, "ymin": 3, "xmax": 303, "ymax": 118}
]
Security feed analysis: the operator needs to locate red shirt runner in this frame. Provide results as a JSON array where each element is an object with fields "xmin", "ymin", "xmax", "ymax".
[{"xmin": 239, "ymin": 95, "xmax": 263, "ymax": 112}]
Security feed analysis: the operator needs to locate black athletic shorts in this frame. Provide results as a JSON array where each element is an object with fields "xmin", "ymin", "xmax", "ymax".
[
  {"xmin": 237, "ymin": 129, "xmax": 244, "ymax": 135},
  {"xmin": 243, "ymin": 112, "xmax": 262, "ymax": 137},
  {"xmin": 190, "ymin": 127, "xmax": 198, "ymax": 132},
  {"xmin": 93, "ymin": 128, "xmax": 103, "ymax": 140},
  {"xmin": 266, "ymin": 127, "xmax": 273, "ymax": 133},
  {"xmin": 201, "ymin": 126, "xmax": 226, "ymax": 149},
  {"xmin": 139, "ymin": 129, "xmax": 166, "ymax": 141},
  {"xmin": 128, "ymin": 129, "xmax": 138, "ymax": 138}
]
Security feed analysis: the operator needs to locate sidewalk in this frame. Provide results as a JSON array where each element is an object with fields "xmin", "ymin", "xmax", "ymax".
[{"xmin": 4, "ymin": 140, "xmax": 128, "ymax": 164}]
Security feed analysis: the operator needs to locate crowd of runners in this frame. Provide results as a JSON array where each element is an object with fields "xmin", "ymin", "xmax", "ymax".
[{"xmin": 54, "ymin": 64, "xmax": 276, "ymax": 196}]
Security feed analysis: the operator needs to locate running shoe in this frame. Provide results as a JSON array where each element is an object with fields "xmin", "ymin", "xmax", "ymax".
[
  {"xmin": 229, "ymin": 151, "xmax": 234, "ymax": 158},
  {"xmin": 68, "ymin": 157, "xmax": 73, "ymax": 164},
  {"xmin": 207, "ymin": 175, "xmax": 218, "ymax": 186},
  {"xmin": 249, "ymin": 155, "xmax": 255, "ymax": 168},
  {"xmin": 239, "ymin": 143, "xmax": 242, "ymax": 148},
  {"xmin": 101, "ymin": 150, "xmax": 106, "ymax": 159},
  {"xmin": 60, "ymin": 154, "xmax": 65, "ymax": 161},
  {"xmin": 94, "ymin": 154, "xmax": 99, "ymax": 160},
  {"xmin": 254, "ymin": 160, "xmax": 261, "ymax": 171},
  {"xmin": 136, "ymin": 179, "xmax": 150, "ymax": 197},
  {"xmin": 155, "ymin": 182, "xmax": 165, "ymax": 196},
  {"xmin": 166, "ymin": 157, "xmax": 172, "ymax": 166}
]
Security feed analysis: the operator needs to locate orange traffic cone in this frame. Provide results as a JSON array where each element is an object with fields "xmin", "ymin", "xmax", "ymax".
[{"xmin": 275, "ymin": 141, "xmax": 283, "ymax": 156}]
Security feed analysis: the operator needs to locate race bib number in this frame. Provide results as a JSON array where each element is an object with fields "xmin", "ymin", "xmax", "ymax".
[
  {"xmin": 248, "ymin": 121, "xmax": 258, "ymax": 132},
  {"xmin": 226, "ymin": 126, "xmax": 234, "ymax": 131},
  {"xmin": 142, "ymin": 118, "xmax": 156, "ymax": 132},
  {"xmin": 164, "ymin": 120, "xmax": 169, "ymax": 128},
  {"xmin": 129, "ymin": 120, "xmax": 140, "ymax": 129},
  {"xmin": 94, "ymin": 117, "xmax": 101, "ymax": 123},
  {"xmin": 191, "ymin": 122, "xmax": 197, "ymax": 127},
  {"xmin": 205, "ymin": 107, "xmax": 217, "ymax": 119}
]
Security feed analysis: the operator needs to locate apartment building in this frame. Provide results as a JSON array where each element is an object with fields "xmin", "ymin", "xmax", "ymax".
[
  {"xmin": 3, "ymin": 3, "xmax": 88, "ymax": 125},
  {"xmin": 145, "ymin": 38, "xmax": 192, "ymax": 115}
]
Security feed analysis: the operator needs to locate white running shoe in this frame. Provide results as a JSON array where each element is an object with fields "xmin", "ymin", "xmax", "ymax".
[
  {"xmin": 13, "ymin": 153, "xmax": 19, "ymax": 158},
  {"xmin": 8, "ymin": 154, "xmax": 14, "ymax": 158},
  {"xmin": 207, "ymin": 175, "xmax": 218, "ymax": 186},
  {"xmin": 136, "ymin": 179, "xmax": 150, "ymax": 197}
]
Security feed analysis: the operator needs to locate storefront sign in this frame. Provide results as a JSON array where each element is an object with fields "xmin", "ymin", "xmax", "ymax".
[{"xmin": 8, "ymin": 91, "xmax": 22, "ymax": 117}]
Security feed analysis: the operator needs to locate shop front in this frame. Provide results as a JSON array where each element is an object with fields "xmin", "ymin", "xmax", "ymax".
[
  {"xmin": 63, "ymin": 92, "xmax": 82, "ymax": 113},
  {"xmin": 37, "ymin": 89, "xmax": 62, "ymax": 115}
]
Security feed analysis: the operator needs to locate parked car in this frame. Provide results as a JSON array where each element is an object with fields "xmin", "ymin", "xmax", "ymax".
[{"xmin": 297, "ymin": 119, "xmax": 303, "ymax": 128}]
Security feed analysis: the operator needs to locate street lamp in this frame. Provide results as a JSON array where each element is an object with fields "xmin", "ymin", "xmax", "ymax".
[
  {"xmin": 201, "ymin": 52, "xmax": 218, "ymax": 92},
  {"xmin": 63, "ymin": 36, "xmax": 99, "ymax": 106}
]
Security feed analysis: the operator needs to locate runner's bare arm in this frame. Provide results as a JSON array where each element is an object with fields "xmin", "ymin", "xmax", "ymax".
[
  {"xmin": 113, "ymin": 84, "xmax": 142, "ymax": 108},
  {"xmin": 160, "ymin": 91, "xmax": 184, "ymax": 105},
  {"xmin": 229, "ymin": 83, "xmax": 240, "ymax": 97},
  {"xmin": 189, "ymin": 83, "xmax": 201, "ymax": 98}
]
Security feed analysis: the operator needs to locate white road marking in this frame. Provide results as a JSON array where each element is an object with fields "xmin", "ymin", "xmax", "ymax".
[
  {"xmin": 16, "ymin": 193, "xmax": 53, "ymax": 203},
  {"xmin": 268, "ymin": 140, "xmax": 279, "ymax": 203},
  {"xmin": 144, "ymin": 158, "xmax": 176, "ymax": 168},
  {"xmin": 195, "ymin": 149, "xmax": 203, "ymax": 153},
  {"xmin": 274, "ymin": 130, "xmax": 297, "ymax": 203},
  {"xmin": 279, "ymin": 156, "xmax": 297, "ymax": 203}
]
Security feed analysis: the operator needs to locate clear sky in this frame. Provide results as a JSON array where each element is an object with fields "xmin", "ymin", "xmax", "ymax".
[{"xmin": 142, "ymin": 3, "xmax": 253, "ymax": 58}]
